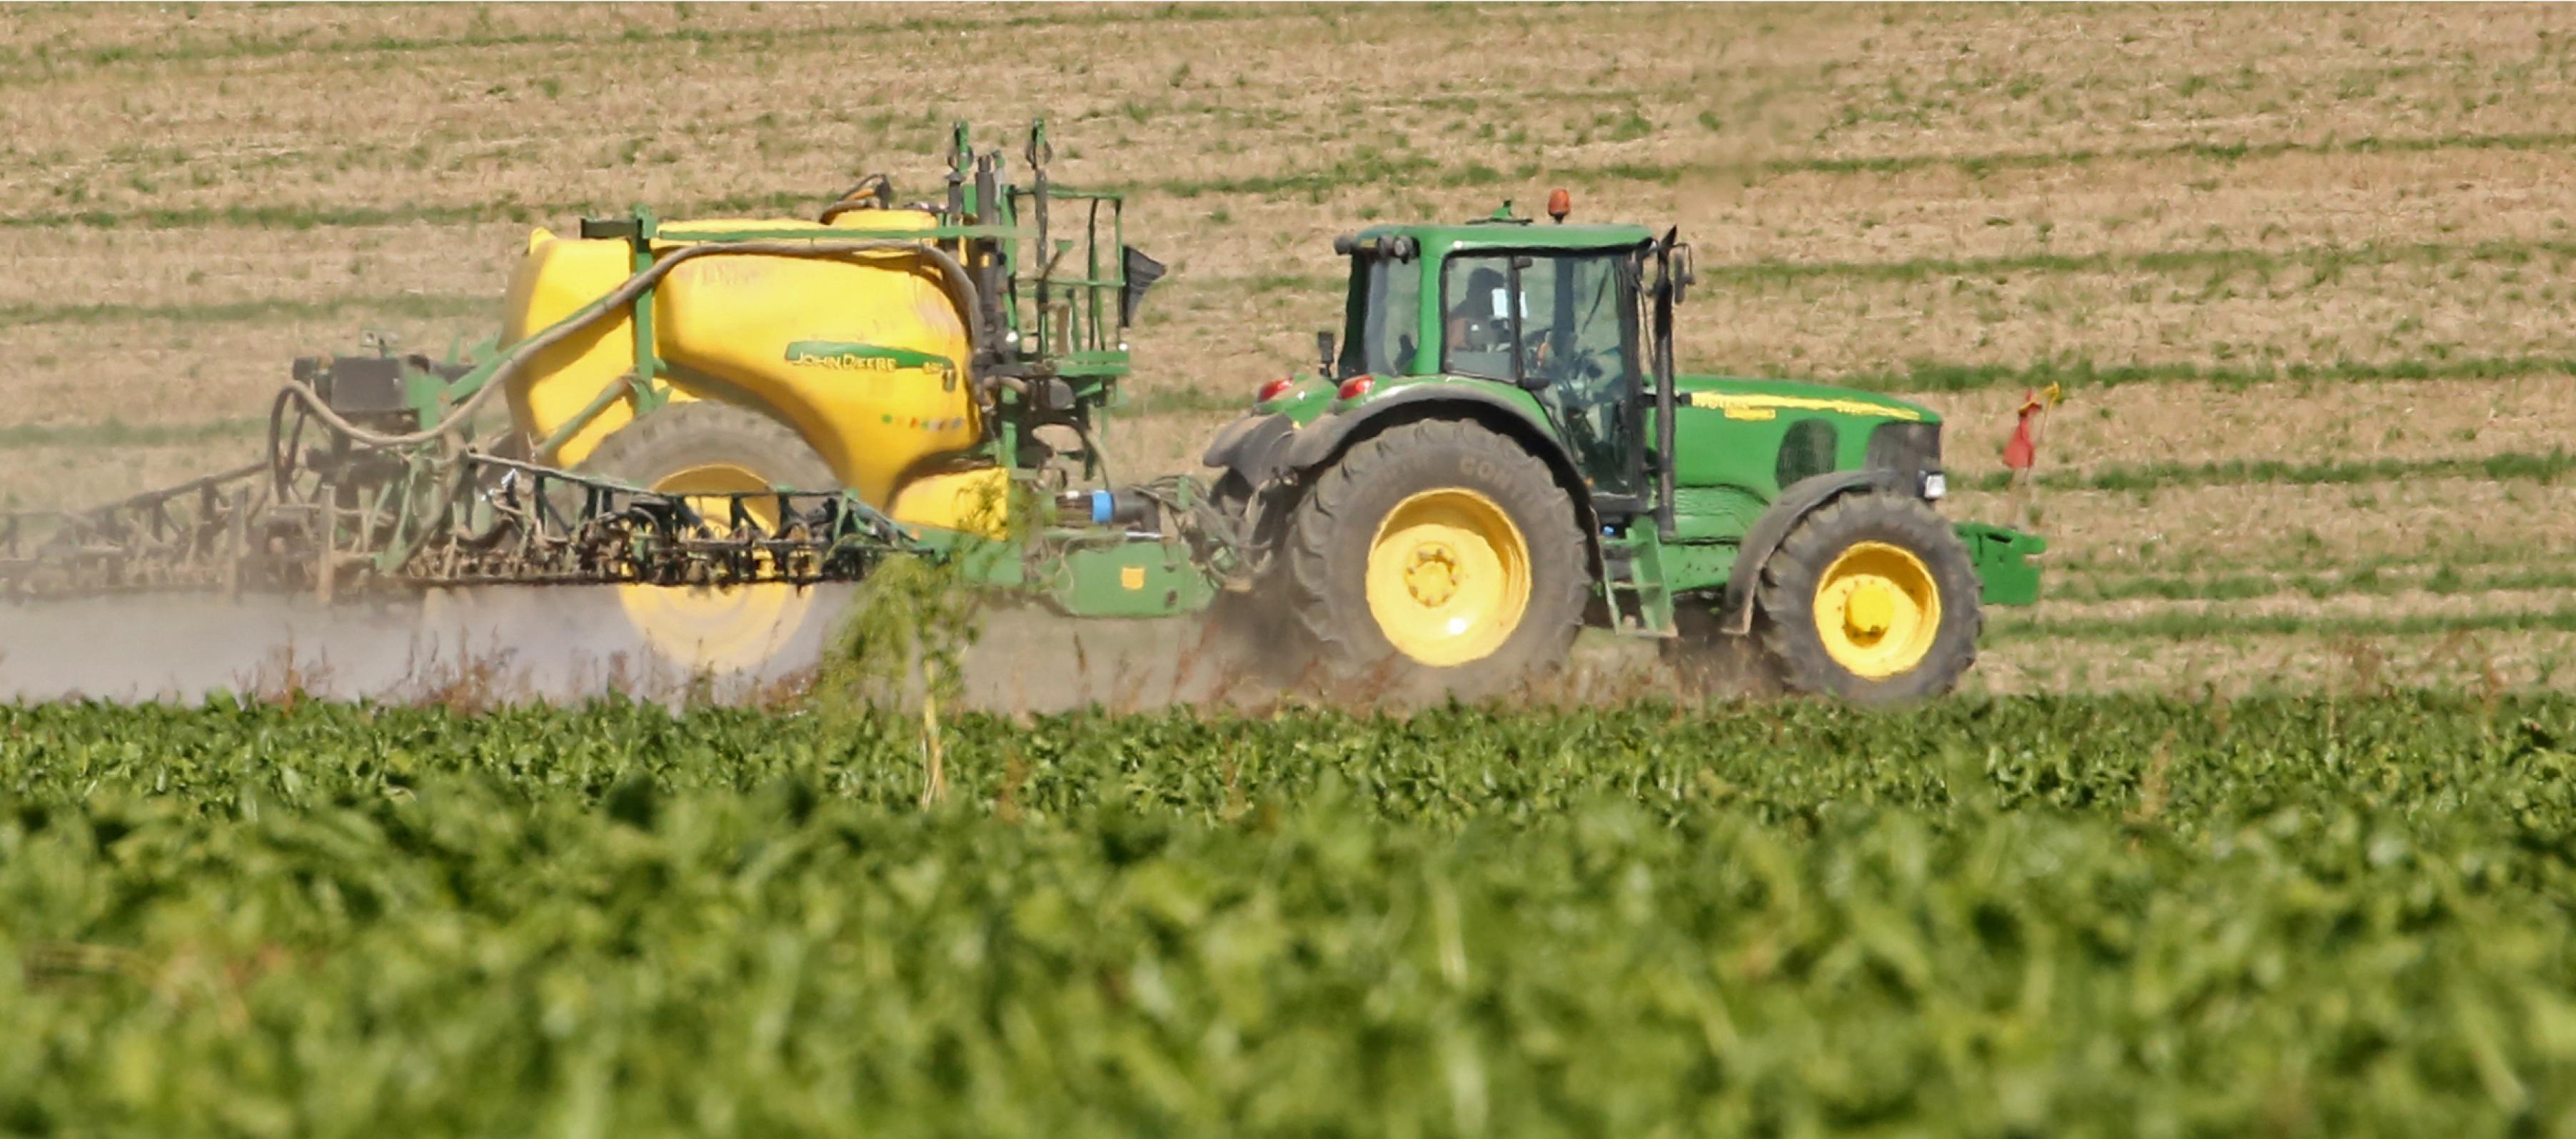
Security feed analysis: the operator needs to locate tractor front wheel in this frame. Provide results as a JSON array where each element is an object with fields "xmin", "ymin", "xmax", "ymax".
[
  {"xmin": 1278, "ymin": 418, "xmax": 1588, "ymax": 697},
  {"xmin": 1754, "ymin": 493, "xmax": 1981, "ymax": 703}
]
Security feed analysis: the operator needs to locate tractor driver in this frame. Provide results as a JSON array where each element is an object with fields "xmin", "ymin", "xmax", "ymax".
[{"xmin": 1446, "ymin": 266, "xmax": 1518, "ymax": 376}]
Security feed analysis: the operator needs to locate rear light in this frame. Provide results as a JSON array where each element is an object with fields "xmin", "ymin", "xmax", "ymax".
[
  {"xmin": 1254, "ymin": 376, "xmax": 1294, "ymax": 404},
  {"xmin": 1337, "ymin": 374, "xmax": 1375, "ymax": 401}
]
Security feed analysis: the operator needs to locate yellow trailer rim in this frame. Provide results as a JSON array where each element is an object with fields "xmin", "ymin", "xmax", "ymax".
[
  {"xmin": 617, "ymin": 461, "xmax": 810, "ymax": 673},
  {"xmin": 1364, "ymin": 488, "xmax": 1531, "ymax": 667},
  {"xmin": 1813, "ymin": 540, "xmax": 1941, "ymax": 678}
]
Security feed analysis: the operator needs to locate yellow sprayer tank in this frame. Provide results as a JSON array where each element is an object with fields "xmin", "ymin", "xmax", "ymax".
[{"xmin": 498, "ymin": 211, "xmax": 986, "ymax": 516}]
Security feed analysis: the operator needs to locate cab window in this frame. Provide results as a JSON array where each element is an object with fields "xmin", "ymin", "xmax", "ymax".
[
  {"xmin": 1439, "ymin": 250, "xmax": 1642, "ymax": 493},
  {"xmin": 1338, "ymin": 255, "xmax": 1421, "ymax": 378}
]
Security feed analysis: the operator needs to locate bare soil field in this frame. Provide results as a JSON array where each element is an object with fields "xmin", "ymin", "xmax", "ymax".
[{"xmin": 2, "ymin": 1, "xmax": 2567, "ymax": 694}]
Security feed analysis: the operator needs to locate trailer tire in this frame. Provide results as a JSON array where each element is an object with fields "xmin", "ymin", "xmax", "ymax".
[
  {"xmin": 579, "ymin": 402, "xmax": 837, "ymax": 500},
  {"xmin": 578, "ymin": 402, "xmax": 840, "ymax": 678},
  {"xmin": 1279, "ymin": 418, "xmax": 1587, "ymax": 698},
  {"xmin": 1754, "ymin": 492, "xmax": 1980, "ymax": 703}
]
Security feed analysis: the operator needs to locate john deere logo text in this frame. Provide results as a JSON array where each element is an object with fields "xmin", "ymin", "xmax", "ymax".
[
  {"xmin": 784, "ymin": 341, "xmax": 954, "ymax": 381},
  {"xmin": 1686, "ymin": 391, "xmax": 1925, "ymax": 422}
]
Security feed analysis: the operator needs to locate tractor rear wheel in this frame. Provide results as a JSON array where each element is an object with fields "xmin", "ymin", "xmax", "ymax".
[
  {"xmin": 1279, "ymin": 418, "xmax": 1587, "ymax": 697},
  {"xmin": 578, "ymin": 402, "xmax": 839, "ymax": 677},
  {"xmin": 1754, "ymin": 493, "xmax": 1981, "ymax": 703}
]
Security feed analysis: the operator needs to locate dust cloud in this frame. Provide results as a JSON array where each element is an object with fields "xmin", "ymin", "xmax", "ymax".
[{"xmin": 0, "ymin": 588, "xmax": 1698, "ymax": 711}]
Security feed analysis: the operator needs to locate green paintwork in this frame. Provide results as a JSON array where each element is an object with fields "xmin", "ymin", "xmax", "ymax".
[
  {"xmin": 1361, "ymin": 220, "xmax": 1659, "ymax": 256},
  {"xmin": 897, "ymin": 526, "xmax": 1027, "ymax": 591},
  {"xmin": 1664, "ymin": 375, "xmax": 1936, "ymax": 496},
  {"xmin": 890, "ymin": 517, "xmax": 1225, "ymax": 621},
  {"xmin": 1049, "ymin": 539, "xmax": 1218, "ymax": 618},
  {"xmin": 1957, "ymin": 521, "xmax": 2048, "ymax": 606},
  {"xmin": 1659, "ymin": 542, "xmax": 1737, "ymax": 598},
  {"xmin": 1335, "ymin": 371, "xmax": 1556, "ymax": 423},
  {"xmin": 1597, "ymin": 526, "xmax": 1676, "ymax": 634},
  {"xmin": 1252, "ymin": 377, "xmax": 1335, "ymax": 421},
  {"xmin": 1665, "ymin": 485, "xmax": 1766, "ymax": 546}
]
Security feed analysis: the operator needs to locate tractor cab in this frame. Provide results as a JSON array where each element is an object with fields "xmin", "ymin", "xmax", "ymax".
[{"xmin": 1329, "ymin": 205, "xmax": 1658, "ymax": 500}]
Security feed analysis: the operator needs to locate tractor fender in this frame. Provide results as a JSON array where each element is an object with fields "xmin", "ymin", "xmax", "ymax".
[
  {"xmin": 1279, "ymin": 386, "xmax": 1579, "ymax": 482},
  {"xmin": 1717, "ymin": 468, "xmax": 1915, "ymax": 636},
  {"xmin": 1200, "ymin": 411, "xmax": 1297, "ymax": 486}
]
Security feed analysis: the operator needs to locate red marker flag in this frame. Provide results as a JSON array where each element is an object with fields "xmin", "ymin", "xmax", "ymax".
[
  {"xmin": 2003, "ymin": 391, "xmax": 2041, "ymax": 471},
  {"xmin": 2002, "ymin": 384, "xmax": 2059, "ymax": 472}
]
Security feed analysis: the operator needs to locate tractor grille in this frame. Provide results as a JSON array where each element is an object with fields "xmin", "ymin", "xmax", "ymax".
[{"xmin": 1866, "ymin": 421, "xmax": 1942, "ymax": 474}]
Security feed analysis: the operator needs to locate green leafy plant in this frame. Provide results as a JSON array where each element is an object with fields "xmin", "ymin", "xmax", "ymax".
[{"xmin": 6, "ymin": 695, "xmax": 2576, "ymax": 1133}]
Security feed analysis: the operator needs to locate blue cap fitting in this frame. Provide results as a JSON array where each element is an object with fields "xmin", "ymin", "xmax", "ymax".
[{"xmin": 1090, "ymin": 490, "xmax": 1115, "ymax": 524}]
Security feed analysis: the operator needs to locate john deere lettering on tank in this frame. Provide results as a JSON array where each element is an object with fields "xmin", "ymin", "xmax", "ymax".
[
  {"xmin": 783, "ymin": 340, "xmax": 956, "ymax": 381},
  {"xmin": 1686, "ymin": 391, "xmax": 1928, "ymax": 422}
]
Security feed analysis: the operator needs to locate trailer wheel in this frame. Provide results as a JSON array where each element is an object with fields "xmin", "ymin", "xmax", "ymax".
[
  {"xmin": 1754, "ymin": 493, "xmax": 1981, "ymax": 703},
  {"xmin": 1279, "ymin": 418, "xmax": 1587, "ymax": 697},
  {"xmin": 579, "ymin": 402, "xmax": 838, "ymax": 677}
]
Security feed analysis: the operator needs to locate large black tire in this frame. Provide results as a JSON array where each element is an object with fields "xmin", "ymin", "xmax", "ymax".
[
  {"xmin": 1754, "ymin": 493, "xmax": 1981, "ymax": 703},
  {"xmin": 579, "ymin": 401, "xmax": 837, "ymax": 499},
  {"xmin": 1277, "ymin": 418, "xmax": 1589, "ymax": 697},
  {"xmin": 576, "ymin": 402, "xmax": 841, "ymax": 677}
]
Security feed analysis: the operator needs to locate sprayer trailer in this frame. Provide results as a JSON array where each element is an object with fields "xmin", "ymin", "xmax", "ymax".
[{"xmin": 0, "ymin": 123, "xmax": 2043, "ymax": 702}]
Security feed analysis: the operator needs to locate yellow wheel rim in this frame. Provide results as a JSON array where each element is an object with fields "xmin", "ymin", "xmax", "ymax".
[
  {"xmin": 1813, "ymin": 540, "xmax": 1942, "ymax": 679},
  {"xmin": 1364, "ymin": 488, "xmax": 1531, "ymax": 667},
  {"xmin": 616, "ymin": 462, "xmax": 812, "ymax": 673}
]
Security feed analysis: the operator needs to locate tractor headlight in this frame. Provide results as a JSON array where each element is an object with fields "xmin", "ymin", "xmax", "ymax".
[{"xmin": 1922, "ymin": 471, "xmax": 1947, "ymax": 500}]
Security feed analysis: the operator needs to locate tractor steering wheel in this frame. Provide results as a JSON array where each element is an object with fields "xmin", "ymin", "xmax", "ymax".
[{"xmin": 1548, "ymin": 342, "xmax": 1612, "ymax": 401}]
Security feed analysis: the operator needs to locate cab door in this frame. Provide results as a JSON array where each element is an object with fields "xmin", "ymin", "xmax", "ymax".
[{"xmin": 1435, "ymin": 249, "xmax": 1645, "ymax": 499}]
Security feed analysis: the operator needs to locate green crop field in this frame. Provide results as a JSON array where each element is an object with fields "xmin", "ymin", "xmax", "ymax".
[{"xmin": 8, "ymin": 694, "xmax": 2576, "ymax": 1134}]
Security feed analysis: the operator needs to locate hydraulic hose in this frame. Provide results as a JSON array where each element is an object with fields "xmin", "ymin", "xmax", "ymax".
[{"xmin": 275, "ymin": 238, "xmax": 993, "ymax": 451}]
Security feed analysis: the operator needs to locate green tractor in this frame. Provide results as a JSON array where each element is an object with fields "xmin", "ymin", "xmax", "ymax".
[{"xmin": 1204, "ymin": 195, "xmax": 2045, "ymax": 701}]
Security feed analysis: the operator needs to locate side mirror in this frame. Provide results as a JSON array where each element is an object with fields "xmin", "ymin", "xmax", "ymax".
[
  {"xmin": 1317, "ymin": 331, "xmax": 1336, "ymax": 376},
  {"xmin": 1670, "ymin": 244, "xmax": 1696, "ymax": 305}
]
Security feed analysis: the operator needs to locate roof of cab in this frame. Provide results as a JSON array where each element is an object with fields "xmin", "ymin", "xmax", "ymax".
[{"xmin": 1353, "ymin": 218, "xmax": 1656, "ymax": 254}]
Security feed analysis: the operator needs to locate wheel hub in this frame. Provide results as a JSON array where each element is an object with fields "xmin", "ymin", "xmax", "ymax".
[
  {"xmin": 1403, "ymin": 542, "xmax": 1463, "ymax": 607},
  {"xmin": 1363, "ymin": 488, "xmax": 1533, "ymax": 668},
  {"xmin": 1811, "ymin": 541, "xmax": 1943, "ymax": 679},
  {"xmin": 1843, "ymin": 581, "xmax": 1896, "ymax": 640}
]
